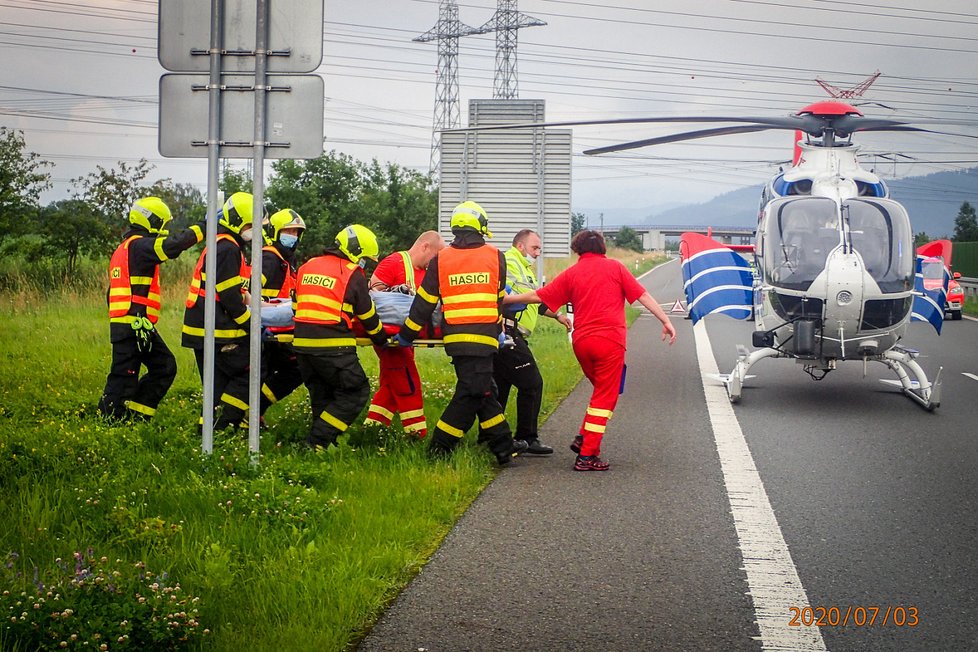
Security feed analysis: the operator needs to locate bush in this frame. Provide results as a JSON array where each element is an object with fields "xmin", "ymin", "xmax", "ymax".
[{"xmin": 0, "ymin": 551, "xmax": 206, "ymax": 650}]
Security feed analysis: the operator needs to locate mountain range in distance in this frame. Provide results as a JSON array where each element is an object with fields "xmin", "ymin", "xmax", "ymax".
[{"xmin": 578, "ymin": 166, "xmax": 978, "ymax": 238}]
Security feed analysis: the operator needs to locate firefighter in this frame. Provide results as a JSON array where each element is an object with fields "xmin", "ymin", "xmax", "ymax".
[
  {"xmin": 364, "ymin": 231, "xmax": 446, "ymax": 438},
  {"xmin": 97, "ymin": 197, "xmax": 205, "ymax": 421},
  {"xmin": 293, "ymin": 224, "xmax": 389, "ymax": 449},
  {"xmin": 396, "ymin": 201, "xmax": 528, "ymax": 465},
  {"xmin": 258, "ymin": 208, "xmax": 306, "ymax": 419},
  {"xmin": 494, "ymin": 229, "xmax": 572, "ymax": 454},
  {"xmin": 181, "ymin": 191, "xmax": 260, "ymax": 432}
]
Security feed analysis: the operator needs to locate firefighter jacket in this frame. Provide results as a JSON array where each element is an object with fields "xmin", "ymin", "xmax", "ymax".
[
  {"xmin": 503, "ymin": 245, "xmax": 541, "ymax": 335},
  {"xmin": 293, "ymin": 250, "xmax": 387, "ymax": 352},
  {"xmin": 106, "ymin": 224, "xmax": 204, "ymax": 342},
  {"xmin": 261, "ymin": 243, "xmax": 298, "ymax": 334},
  {"xmin": 399, "ymin": 229, "xmax": 505, "ymax": 357},
  {"xmin": 181, "ymin": 230, "xmax": 250, "ymax": 348}
]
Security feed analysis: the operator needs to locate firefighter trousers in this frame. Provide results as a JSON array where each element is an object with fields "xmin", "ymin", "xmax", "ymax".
[
  {"xmin": 260, "ymin": 340, "xmax": 302, "ymax": 415},
  {"xmin": 98, "ymin": 330, "xmax": 176, "ymax": 421},
  {"xmin": 430, "ymin": 354, "xmax": 515, "ymax": 463},
  {"xmin": 492, "ymin": 332, "xmax": 543, "ymax": 441},
  {"xmin": 296, "ymin": 350, "xmax": 370, "ymax": 448},
  {"xmin": 365, "ymin": 345, "xmax": 427, "ymax": 437},
  {"xmin": 193, "ymin": 342, "xmax": 253, "ymax": 431}
]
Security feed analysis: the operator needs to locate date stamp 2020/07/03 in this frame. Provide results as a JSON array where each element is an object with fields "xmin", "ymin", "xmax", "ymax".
[{"xmin": 788, "ymin": 605, "xmax": 919, "ymax": 628}]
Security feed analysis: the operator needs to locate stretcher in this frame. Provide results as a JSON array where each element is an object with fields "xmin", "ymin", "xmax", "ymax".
[{"xmin": 261, "ymin": 292, "xmax": 444, "ymax": 347}]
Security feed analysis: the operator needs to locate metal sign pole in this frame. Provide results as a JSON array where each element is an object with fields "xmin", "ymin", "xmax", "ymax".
[
  {"xmin": 202, "ymin": 0, "xmax": 224, "ymax": 454},
  {"xmin": 247, "ymin": 0, "xmax": 269, "ymax": 463}
]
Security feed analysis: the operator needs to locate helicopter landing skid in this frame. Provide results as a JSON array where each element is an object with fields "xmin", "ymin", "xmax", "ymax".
[
  {"xmin": 878, "ymin": 348, "xmax": 943, "ymax": 411},
  {"xmin": 719, "ymin": 347, "xmax": 783, "ymax": 403}
]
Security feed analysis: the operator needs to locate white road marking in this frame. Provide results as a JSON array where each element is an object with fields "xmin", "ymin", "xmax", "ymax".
[
  {"xmin": 693, "ymin": 320, "xmax": 827, "ymax": 651},
  {"xmin": 963, "ymin": 373, "xmax": 978, "ymax": 383}
]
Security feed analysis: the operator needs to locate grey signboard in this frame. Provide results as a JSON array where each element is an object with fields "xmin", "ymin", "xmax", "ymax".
[
  {"xmin": 158, "ymin": 73, "xmax": 324, "ymax": 159},
  {"xmin": 158, "ymin": 0, "xmax": 324, "ymax": 73}
]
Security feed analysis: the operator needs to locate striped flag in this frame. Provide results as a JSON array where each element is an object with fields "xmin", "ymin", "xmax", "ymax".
[
  {"xmin": 680, "ymin": 232, "xmax": 754, "ymax": 324},
  {"xmin": 911, "ymin": 255, "xmax": 949, "ymax": 334}
]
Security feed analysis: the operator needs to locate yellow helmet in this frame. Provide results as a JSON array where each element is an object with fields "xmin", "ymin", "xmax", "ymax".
[
  {"xmin": 220, "ymin": 192, "xmax": 257, "ymax": 235},
  {"xmin": 266, "ymin": 208, "xmax": 306, "ymax": 244},
  {"xmin": 129, "ymin": 196, "xmax": 172, "ymax": 235},
  {"xmin": 335, "ymin": 224, "xmax": 379, "ymax": 266},
  {"xmin": 450, "ymin": 200, "xmax": 493, "ymax": 238}
]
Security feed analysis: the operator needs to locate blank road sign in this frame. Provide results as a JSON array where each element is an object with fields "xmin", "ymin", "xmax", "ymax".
[
  {"xmin": 158, "ymin": 73, "xmax": 324, "ymax": 159},
  {"xmin": 158, "ymin": 0, "xmax": 324, "ymax": 73}
]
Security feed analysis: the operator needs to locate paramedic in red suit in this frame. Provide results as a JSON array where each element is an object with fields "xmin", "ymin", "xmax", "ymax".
[
  {"xmin": 504, "ymin": 229, "xmax": 676, "ymax": 471},
  {"xmin": 365, "ymin": 231, "xmax": 446, "ymax": 437}
]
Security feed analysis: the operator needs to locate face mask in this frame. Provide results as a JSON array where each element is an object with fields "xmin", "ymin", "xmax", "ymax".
[
  {"xmin": 240, "ymin": 228, "xmax": 253, "ymax": 242},
  {"xmin": 357, "ymin": 259, "xmax": 367, "ymax": 269},
  {"xmin": 524, "ymin": 254, "xmax": 537, "ymax": 265},
  {"xmin": 279, "ymin": 233, "xmax": 299, "ymax": 249}
]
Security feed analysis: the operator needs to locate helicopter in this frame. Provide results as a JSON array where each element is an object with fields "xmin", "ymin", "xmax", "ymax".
[
  {"xmin": 671, "ymin": 101, "xmax": 953, "ymax": 410},
  {"xmin": 445, "ymin": 101, "xmax": 972, "ymax": 409}
]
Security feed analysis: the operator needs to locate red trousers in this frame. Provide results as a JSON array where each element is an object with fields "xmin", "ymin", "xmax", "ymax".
[
  {"xmin": 573, "ymin": 335, "xmax": 626, "ymax": 457},
  {"xmin": 365, "ymin": 346, "xmax": 427, "ymax": 437}
]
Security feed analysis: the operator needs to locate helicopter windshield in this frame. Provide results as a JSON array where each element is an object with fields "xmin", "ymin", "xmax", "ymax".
[
  {"xmin": 844, "ymin": 199, "xmax": 914, "ymax": 292},
  {"xmin": 763, "ymin": 198, "xmax": 839, "ymax": 290}
]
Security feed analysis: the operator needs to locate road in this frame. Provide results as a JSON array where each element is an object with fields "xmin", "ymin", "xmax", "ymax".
[{"xmin": 359, "ymin": 259, "xmax": 978, "ymax": 651}]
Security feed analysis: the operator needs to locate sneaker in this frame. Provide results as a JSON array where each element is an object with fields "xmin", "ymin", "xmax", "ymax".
[
  {"xmin": 574, "ymin": 455, "xmax": 610, "ymax": 472},
  {"xmin": 497, "ymin": 438, "xmax": 529, "ymax": 465},
  {"xmin": 570, "ymin": 435, "xmax": 583, "ymax": 455},
  {"xmin": 520, "ymin": 438, "xmax": 554, "ymax": 455}
]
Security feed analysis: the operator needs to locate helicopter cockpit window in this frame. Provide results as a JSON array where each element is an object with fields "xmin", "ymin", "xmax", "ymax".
[
  {"xmin": 763, "ymin": 198, "xmax": 838, "ymax": 291},
  {"xmin": 844, "ymin": 199, "xmax": 913, "ymax": 293}
]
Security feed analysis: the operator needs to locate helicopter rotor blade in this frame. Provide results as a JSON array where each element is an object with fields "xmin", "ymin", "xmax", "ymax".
[
  {"xmin": 583, "ymin": 124, "xmax": 779, "ymax": 155},
  {"xmin": 441, "ymin": 115, "xmax": 808, "ymax": 134}
]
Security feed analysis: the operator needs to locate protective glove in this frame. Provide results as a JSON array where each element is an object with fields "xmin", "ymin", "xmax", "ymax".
[
  {"xmin": 394, "ymin": 333, "xmax": 413, "ymax": 348},
  {"xmin": 498, "ymin": 331, "xmax": 515, "ymax": 349},
  {"xmin": 132, "ymin": 316, "xmax": 154, "ymax": 354}
]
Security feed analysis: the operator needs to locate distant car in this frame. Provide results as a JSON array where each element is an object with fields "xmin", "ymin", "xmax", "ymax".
[{"xmin": 946, "ymin": 271, "xmax": 964, "ymax": 321}]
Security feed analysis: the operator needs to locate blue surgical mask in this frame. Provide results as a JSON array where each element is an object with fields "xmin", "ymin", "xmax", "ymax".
[{"xmin": 279, "ymin": 233, "xmax": 299, "ymax": 249}]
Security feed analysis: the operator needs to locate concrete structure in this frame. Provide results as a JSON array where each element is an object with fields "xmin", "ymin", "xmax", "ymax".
[{"xmin": 597, "ymin": 224, "xmax": 756, "ymax": 251}]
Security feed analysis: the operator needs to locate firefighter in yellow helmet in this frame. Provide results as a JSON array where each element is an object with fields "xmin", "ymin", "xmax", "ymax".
[
  {"xmin": 181, "ymin": 191, "xmax": 261, "ymax": 431},
  {"xmin": 396, "ymin": 201, "xmax": 527, "ymax": 465},
  {"xmin": 97, "ymin": 197, "xmax": 206, "ymax": 421},
  {"xmin": 257, "ymin": 208, "xmax": 306, "ymax": 420},
  {"xmin": 293, "ymin": 224, "xmax": 389, "ymax": 449}
]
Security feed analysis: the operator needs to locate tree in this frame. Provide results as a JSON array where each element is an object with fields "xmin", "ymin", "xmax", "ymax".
[
  {"xmin": 571, "ymin": 211, "xmax": 586, "ymax": 235},
  {"xmin": 147, "ymin": 180, "xmax": 206, "ymax": 228},
  {"xmin": 613, "ymin": 225, "xmax": 644, "ymax": 253},
  {"xmin": 952, "ymin": 201, "xmax": 978, "ymax": 242},
  {"xmin": 0, "ymin": 127, "xmax": 53, "ymax": 243},
  {"xmin": 219, "ymin": 164, "xmax": 253, "ymax": 197},
  {"xmin": 359, "ymin": 160, "xmax": 437, "ymax": 252},
  {"xmin": 914, "ymin": 231, "xmax": 932, "ymax": 248},
  {"xmin": 71, "ymin": 159, "xmax": 155, "ymax": 242},
  {"xmin": 37, "ymin": 199, "xmax": 112, "ymax": 272}
]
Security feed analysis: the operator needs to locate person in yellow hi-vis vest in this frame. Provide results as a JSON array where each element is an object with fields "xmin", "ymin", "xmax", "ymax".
[
  {"xmin": 293, "ymin": 224, "xmax": 389, "ymax": 449},
  {"xmin": 98, "ymin": 197, "xmax": 205, "ymax": 421},
  {"xmin": 396, "ymin": 201, "xmax": 527, "ymax": 465}
]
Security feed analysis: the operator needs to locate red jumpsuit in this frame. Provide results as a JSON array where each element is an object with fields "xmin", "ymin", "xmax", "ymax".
[
  {"xmin": 365, "ymin": 252, "xmax": 428, "ymax": 437},
  {"xmin": 536, "ymin": 253, "xmax": 646, "ymax": 457}
]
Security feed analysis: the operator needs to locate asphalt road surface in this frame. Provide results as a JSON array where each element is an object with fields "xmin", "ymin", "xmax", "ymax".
[{"xmin": 358, "ymin": 259, "xmax": 978, "ymax": 652}]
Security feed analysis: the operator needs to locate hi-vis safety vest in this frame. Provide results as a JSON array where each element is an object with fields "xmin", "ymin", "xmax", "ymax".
[
  {"xmin": 398, "ymin": 250, "xmax": 416, "ymax": 291},
  {"xmin": 294, "ymin": 255, "xmax": 357, "ymax": 329},
  {"xmin": 261, "ymin": 246, "xmax": 296, "ymax": 300},
  {"xmin": 437, "ymin": 245, "xmax": 500, "ymax": 325},
  {"xmin": 108, "ymin": 235, "xmax": 161, "ymax": 324},
  {"xmin": 185, "ymin": 234, "xmax": 248, "ymax": 308}
]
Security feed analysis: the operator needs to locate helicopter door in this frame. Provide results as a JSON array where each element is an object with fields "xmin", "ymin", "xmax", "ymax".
[
  {"xmin": 761, "ymin": 197, "xmax": 838, "ymax": 291},
  {"xmin": 843, "ymin": 198, "xmax": 914, "ymax": 294}
]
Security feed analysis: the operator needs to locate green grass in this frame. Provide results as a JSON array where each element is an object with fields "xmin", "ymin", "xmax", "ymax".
[{"xmin": 0, "ymin": 251, "xmax": 666, "ymax": 651}]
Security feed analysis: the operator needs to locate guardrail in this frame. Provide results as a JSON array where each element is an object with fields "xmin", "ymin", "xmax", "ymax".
[{"xmin": 959, "ymin": 277, "xmax": 978, "ymax": 299}]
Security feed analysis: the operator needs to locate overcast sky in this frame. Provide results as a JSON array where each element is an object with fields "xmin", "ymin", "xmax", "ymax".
[{"xmin": 2, "ymin": 0, "xmax": 977, "ymax": 219}]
